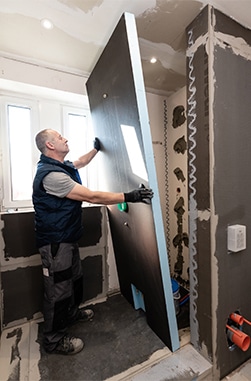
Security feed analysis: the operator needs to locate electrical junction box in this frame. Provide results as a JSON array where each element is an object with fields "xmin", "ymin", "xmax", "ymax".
[{"xmin": 227, "ymin": 225, "xmax": 246, "ymax": 252}]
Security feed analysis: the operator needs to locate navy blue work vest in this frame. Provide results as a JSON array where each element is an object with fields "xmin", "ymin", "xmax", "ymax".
[{"xmin": 32, "ymin": 154, "xmax": 83, "ymax": 248}]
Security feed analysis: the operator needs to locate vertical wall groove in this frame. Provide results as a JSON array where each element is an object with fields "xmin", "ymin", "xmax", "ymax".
[{"xmin": 187, "ymin": 29, "xmax": 199, "ymax": 346}]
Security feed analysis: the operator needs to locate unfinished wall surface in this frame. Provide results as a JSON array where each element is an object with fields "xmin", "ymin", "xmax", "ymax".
[
  {"xmin": 0, "ymin": 206, "xmax": 110, "ymax": 327},
  {"xmin": 166, "ymin": 88, "xmax": 188, "ymax": 283},
  {"xmin": 147, "ymin": 89, "xmax": 189, "ymax": 284},
  {"xmin": 187, "ymin": 5, "xmax": 251, "ymax": 379},
  {"xmin": 186, "ymin": 6, "xmax": 212, "ymax": 363}
]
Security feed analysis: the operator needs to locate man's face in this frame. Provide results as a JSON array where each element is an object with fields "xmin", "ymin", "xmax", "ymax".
[{"xmin": 49, "ymin": 130, "xmax": 69, "ymax": 156}]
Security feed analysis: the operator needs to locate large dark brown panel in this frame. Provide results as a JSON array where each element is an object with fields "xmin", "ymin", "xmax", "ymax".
[{"xmin": 86, "ymin": 13, "xmax": 179, "ymax": 350}]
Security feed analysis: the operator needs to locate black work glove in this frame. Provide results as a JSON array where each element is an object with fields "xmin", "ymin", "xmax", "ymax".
[
  {"xmin": 94, "ymin": 137, "xmax": 101, "ymax": 151},
  {"xmin": 124, "ymin": 187, "xmax": 153, "ymax": 204}
]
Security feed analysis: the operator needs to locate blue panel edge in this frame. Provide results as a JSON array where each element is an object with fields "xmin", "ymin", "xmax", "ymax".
[{"xmin": 131, "ymin": 284, "xmax": 146, "ymax": 312}]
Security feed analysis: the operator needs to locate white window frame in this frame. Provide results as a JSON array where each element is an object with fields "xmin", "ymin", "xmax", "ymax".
[
  {"xmin": 0, "ymin": 96, "xmax": 40, "ymax": 210},
  {"xmin": 0, "ymin": 89, "xmax": 96, "ymax": 212},
  {"xmin": 62, "ymin": 105, "xmax": 96, "ymax": 190}
]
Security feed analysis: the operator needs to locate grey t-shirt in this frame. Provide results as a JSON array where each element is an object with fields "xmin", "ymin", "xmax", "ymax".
[{"xmin": 43, "ymin": 172, "xmax": 77, "ymax": 198}]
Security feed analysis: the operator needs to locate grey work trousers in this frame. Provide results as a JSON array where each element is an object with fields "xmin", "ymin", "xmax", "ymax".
[{"xmin": 39, "ymin": 242, "xmax": 83, "ymax": 352}]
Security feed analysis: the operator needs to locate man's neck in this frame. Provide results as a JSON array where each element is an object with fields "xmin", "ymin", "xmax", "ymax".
[{"xmin": 45, "ymin": 152, "xmax": 65, "ymax": 163}]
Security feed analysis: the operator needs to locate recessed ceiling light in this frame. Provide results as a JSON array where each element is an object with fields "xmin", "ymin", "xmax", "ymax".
[
  {"xmin": 41, "ymin": 19, "xmax": 54, "ymax": 30},
  {"xmin": 150, "ymin": 57, "xmax": 157, "ymax": 64}
]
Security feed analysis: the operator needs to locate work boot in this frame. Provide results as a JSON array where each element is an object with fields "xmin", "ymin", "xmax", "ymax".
[
  {"xmin": 75, "ymin": 308, "xmax": 94, "ymax": 322},
  {"xmin": 52, "ymin": 335, "xmax": 84, "ymax": 355}
]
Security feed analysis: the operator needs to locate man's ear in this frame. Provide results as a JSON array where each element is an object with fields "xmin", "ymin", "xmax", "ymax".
[{"xmin": 46, "ymin": 141, "xmax": 54, "ymax": 150}]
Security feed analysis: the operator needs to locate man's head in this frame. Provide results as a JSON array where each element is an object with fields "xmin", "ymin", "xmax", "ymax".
[{"xmin": 35, "ymin": 129, "xmax": 69, "ymax": 162}]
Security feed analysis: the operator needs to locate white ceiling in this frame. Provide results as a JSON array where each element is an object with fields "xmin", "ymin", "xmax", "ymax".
[{"xmin": 1, "ymin": 0, "xmax": 251, "ymax": 96}]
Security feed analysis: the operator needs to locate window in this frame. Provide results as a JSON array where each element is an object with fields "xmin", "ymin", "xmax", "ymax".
[
  {"xmin": 62, "ymin": 106, "xmax": 98, "ymax": 190},
  {"xmin": 0, "ymin": 90, "xmax": 95, "ymax": 211},
  {"xmin": 1, "ymin": 97, "xmax": 40, "ymax": 210},
  {"xmin": 8, "ymin": 105, "xmax": 33, "ymax": 201}
]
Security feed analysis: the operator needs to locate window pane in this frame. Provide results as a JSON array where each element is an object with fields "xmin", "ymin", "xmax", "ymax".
[
  {"xmin": 67, "ymin": 113, "xmax": 87, "ymax": 158},
  {"xmin": 66, "ymin": 113, "xmax": 88, "ymax": 181},
  {"xmin": 8, "ymin": 105, "xmax": 33, "ymax": 201}
]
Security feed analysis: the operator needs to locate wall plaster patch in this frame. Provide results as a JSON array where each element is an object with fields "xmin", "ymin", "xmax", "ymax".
[
  {"xmin": 186, "ymin": 33, "xmax": 208, "ymax": 57},
  {"xmin": 0, "ymin": 322, "xmax": 41, "ymax": 381},
  {"xmin": 139, "ymin": 37, "xmax": 186, "ymax": 75},
  {"xmin": 198, "ymin": 209, "xmax": 211, "ymax": 221},
  {"xmin": 214, "ymin": 32, "xmax": 251, "ymax": 61},
  {"xmin": 1, "ymin": 255, "xmax": 41, "ymax": 271}
]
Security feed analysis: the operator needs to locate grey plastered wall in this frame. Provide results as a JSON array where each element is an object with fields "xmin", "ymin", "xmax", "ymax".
[
  {"xmin": 187, "ymin": 5, "xmax": 251, "ymax": 379},
  {"xmin": 0, "ymin": 206, "xmax": 109, "ymax": 327}
]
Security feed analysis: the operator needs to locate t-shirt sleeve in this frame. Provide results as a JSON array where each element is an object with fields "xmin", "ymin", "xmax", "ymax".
[{"xmin": 43, "ymin": 172, "xmax": 77, "ymax": 198}]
